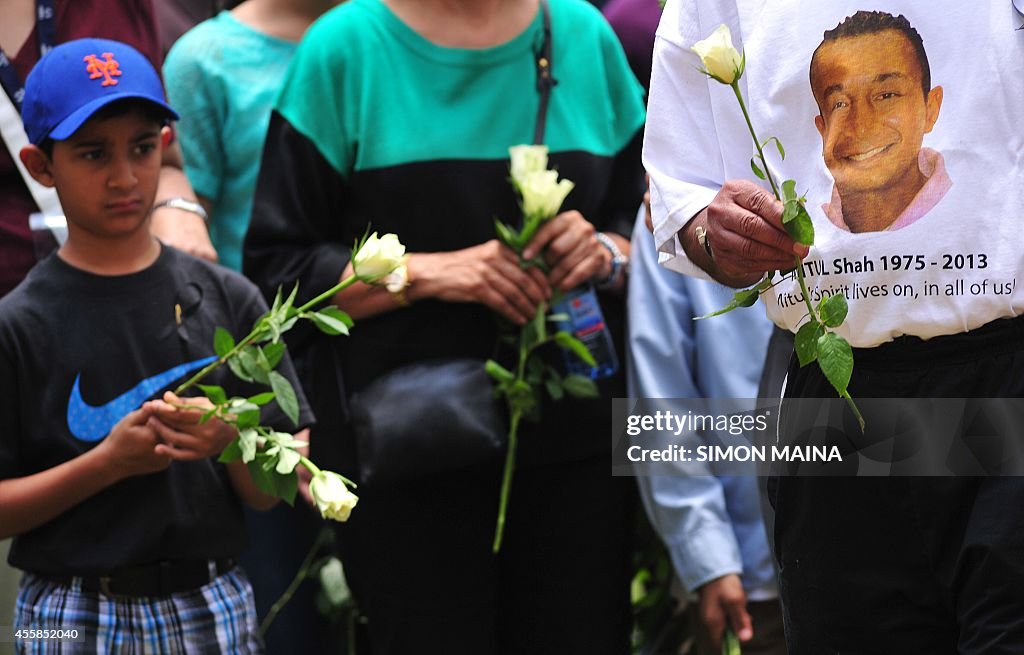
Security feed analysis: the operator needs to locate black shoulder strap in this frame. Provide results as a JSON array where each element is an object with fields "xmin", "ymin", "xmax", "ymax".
[{"xmin": 533, "ymin": 0, "xmax": 557, "ymax": 145}]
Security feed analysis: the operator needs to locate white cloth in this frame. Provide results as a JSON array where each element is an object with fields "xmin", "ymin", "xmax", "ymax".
[{"xmin": 645, "ymin": 0, "xmax": 1024, "ymax": 348}]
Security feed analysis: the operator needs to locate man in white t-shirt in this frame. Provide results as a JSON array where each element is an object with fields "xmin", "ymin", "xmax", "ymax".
[
  {"xmin": 645, "ymin": 2, "xmax": 1024, "ymax": 653},
  {"xmin": 810, "ymin": 11, "xmax": 949, "ymax": 233}
]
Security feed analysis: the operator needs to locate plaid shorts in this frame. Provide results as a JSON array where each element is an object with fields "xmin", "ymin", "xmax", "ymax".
[{"xmin": 14, "ymin": 566, "xmax": 264, "ymax": 654}]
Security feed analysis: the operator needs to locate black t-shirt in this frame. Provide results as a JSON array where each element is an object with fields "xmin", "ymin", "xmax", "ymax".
[{"xmin": 0, "ymin": 245, "xmax": 313, "ymax": 575}]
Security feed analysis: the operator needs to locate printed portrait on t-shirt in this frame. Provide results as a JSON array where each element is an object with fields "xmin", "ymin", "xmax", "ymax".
[
  {"xmin": 672, "ymin": 2, "xmax": 1021, "ymax": 347},
  {"xmin": 809, "ymin": 11, "xmax": 950, "ymax": 233}
]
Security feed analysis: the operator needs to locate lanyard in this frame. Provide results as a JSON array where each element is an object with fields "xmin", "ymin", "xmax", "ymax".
[{"xmin": 0, "ymin": 0, "xmax": 57, "ymax": 111}]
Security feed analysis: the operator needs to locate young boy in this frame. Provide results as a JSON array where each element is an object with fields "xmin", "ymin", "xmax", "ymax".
[{"xmin": 0, "ymin": 38, "xmax": 312, "ymax": 653}]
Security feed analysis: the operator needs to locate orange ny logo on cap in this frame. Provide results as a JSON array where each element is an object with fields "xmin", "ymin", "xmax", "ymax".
[{"xmin": 83, "ymin": 52, "xmax": 122, "ymax": 86}]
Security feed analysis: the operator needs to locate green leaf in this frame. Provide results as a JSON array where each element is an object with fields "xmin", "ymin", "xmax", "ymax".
[
  {"xmin": 247, "ymin": 459, "xmax": 277, "ymax": 495},
  {"xmin": 794, "ymin": 320, "xmax": 823, "ymax": 367},
  {"xmin": 238, "ymin": 347, "xmax": 270, "ymax": 385},
  {"xmin": 756, "ymin": 276, "xmax": 775, "ymax": 293},
  {"xmin": 507, "ymin": 380, "xmax": 536, "ymax": 414},
  {"xmin": 198, "ymin": 408, "xmax": 217, "ymax": 425},
  {"xmin": 783, "ymin": 201, "xmax": 815, "ymax": 246},
  {"xmin": 817, "ymin": 332, "xmax": 854, "ymax": 394},
  {"xmin": 267, "ymin": 318, "xmax": 281, "ymax": 344},
  {"xmin": 563, "ymin": 374, "xmax": 599, "ymax": 399},
  {"xmin": 218, "ymin": 439, "xmax": 242, "ymax": 464},
  {"xmin": 749, "ymin": 157, "xmax": 766, "ymax": 181},
  {"xmin": 198, "ymin": 384, "xmax": 227, "ymax": 406},
  {"xmin": 238, "ymin": 428, "xmax": 259, "ymax": 463},
  {"xmin": 319, "ymin": 306, "xmax": 353, "ymax": 329},
  {"xmin": 276, "ymin": 447, "xmax": 301, "ymax": 475},
  {"xmin": 695, "ymin": 287, "xmax": 760, "ymax": 319},
  {"xmin": 235, "ymin": 409, "xmax": 260, "ymax": 430},
  {"xmin": 782, "ymin": 198, "xmax": 799, "ymax": 224},
  {"xmin": 764, "ymin": 136, "xmax": 785, "ymax": 160},
  {"xmin": 554, "ymin": 331, "xmax": 597, "ymax": 367},
  {"xmin": 277, "ymin": 470, "xmax": 298, "ymax": 506},
  {"xmin": 272, "ymin": 432, "xmax": 308, "ymax": 449},
  {"xmin": 227, "ymin": 356, "xmax": 254, "ymax": 383},
  {"xmin": 494, "ymin": 219, "xmax": 520, "ymax": 250},
  {"xmin": 248, "ymin": 392, "xmax": 276, "ymax": 406},
  {"xmin": 485, "ymin": 360, "xmax": 515, "ymax": 383},
  {"xmin": 261, "ymin": 447, "xmax": 280, "ymax": 471},
  {"xmin": 261, "ymin": 342, "xmax": 286, "ymax": 370},
  {"xmin": 818, "ymin": 293, "xmax": 849, "ymax": 328},
  {"xmin": 282, "ymin": 283, "xmax": 300, "ymax": 313},
  {"xmin": 213, "ymin": 327, "xmax": 235, "ymax": 359},
  {"xmin": 227, "ymin": 399, "xmax": 260, "ymax": 414},
  {"xmin": 269, "ymin": 370, "xmax": 300, "ymax": 426},
  {"xmin": 270, "ymin": 287, "xmax": 283, "ymax": 314},
  {"xmin": 310, "ymin": 311, "xmax": 350, "ymax": 336},
  {"xmin": 546, "ymin": 312, "xmax": 569, "ymax": 323},
  {"xmin": 782, "ymin": 179, "xmax": 798, "ymax": 202},
  {"xmin": 545, "ymin": 378, "xmax": 564, "ymax": 401}
]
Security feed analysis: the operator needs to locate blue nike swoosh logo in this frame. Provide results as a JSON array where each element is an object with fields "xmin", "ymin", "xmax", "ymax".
[{"xmin": 67, "ymin": 356, "xmax": 217, "ymax": 442}]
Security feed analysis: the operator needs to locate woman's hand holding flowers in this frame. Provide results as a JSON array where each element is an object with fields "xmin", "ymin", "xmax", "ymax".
[
  {"xmin": 406, "ymin": 240, "xmax": 551, "ymax": 324},
  {"xmin": 521, "ymin": 210, "xmax": 610, "ymax": 292}
]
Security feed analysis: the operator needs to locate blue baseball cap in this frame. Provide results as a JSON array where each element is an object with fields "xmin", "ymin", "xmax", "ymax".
[{"xmin": 21, "ymin": 38, "xmax": 178, "ymax": 145}]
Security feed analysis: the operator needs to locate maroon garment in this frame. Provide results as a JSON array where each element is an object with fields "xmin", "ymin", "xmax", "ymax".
[
  {"xmin": 602, "ymin": 0, "xmax": 661, "ymax": 93},
  {"xmin": 155, "ymin": 0, "xmax": 216, "ymax": 54},
  {"xmin": 0, "ymin": 0, "xmax": 161, "ymax": 297}
]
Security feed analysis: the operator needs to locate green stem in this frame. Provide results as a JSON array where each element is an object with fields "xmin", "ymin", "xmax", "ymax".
[
  {"xmin": 492, "ymin": 410, "xmax": 522, "ymax": 553},
  {"xmin": 299, "ymin": 455, "xmax": 323, "ymax": 478},
  {"xmin": 492, "ymin": 308, "xmax": 538, "ymax": 553},
  {"xmin": 793, "ymin": 256, "xmax": 817, "ymax": 326},
  {"xmin": 174, "ymin": 275, "xmax": 361, "ymax": 395},
  {"xmin": 731, "ymin": 81, "xmax": 780, "ymax": 199},
  {"xmin": 841, "ymin": 390, "xmax": 866, "ymax": 432},
  {"xmin": 259, "ymin": 528, "xmax": 333, "ymax": 636},
  {"xmin": 730, "ymin": 81, "xmax": 817, "ymax": 328},
  {"xmin": 174, "ymin": 332, "xmax": 260, "ymax": 396},
  {"xmin": 731, "ymin": 80, "xmax": 863, "ymax": 427},
  {"xmin": 298, "ymin": 454, "xmax": 357, "ymax": 488},
  {"xmin": 294, "ymin": 274, "xmax": 360, "ymax": 315}
]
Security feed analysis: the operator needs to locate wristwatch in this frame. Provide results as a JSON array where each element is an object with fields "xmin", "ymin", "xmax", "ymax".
[
  {"xmin": 152, "ymin": 197, "xmax": 209, "ymax": 227},
  {"xmin": 595, "ymin": 232, "xmax": 629, "ymax": 289}
]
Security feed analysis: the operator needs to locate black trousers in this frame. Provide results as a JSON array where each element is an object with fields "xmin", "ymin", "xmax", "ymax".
[
  {"xmin": 771, "ymin": 315, "xmax": 1024, "ymax": 654},
  {"xmin": 335, "ymin": 455, "xmax": 636, "ymax": 655}
]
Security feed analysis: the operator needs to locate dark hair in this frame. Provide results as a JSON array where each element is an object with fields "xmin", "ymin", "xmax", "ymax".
[
  {"xmin": 40, "ymin": 98, "xmax": 170, "ymax": 156},
  {"xmin": 811, "ymin": 11, "xmax": 931, "ymax": 99},
  {"xmin": 88, "ymin": 97, "xmax": 172, "ymax": 126}
]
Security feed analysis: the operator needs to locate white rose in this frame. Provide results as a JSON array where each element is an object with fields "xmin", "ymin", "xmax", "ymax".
[
  {"xmin": 520, "ymin": 169, "xmax": 575, "ymax": 220},
  {"xmin": 352, "ymin": 232, "xmax": 406, "ymax": 281},
  {"xmin": 509, "ymin": 145, "xmax": 549, "ymax": 191},
  {"xmin": 309, "ymin": 471, "xmax": 359, "ymax": 522},
  {"xmin": 692, "ymin": 24, "xmax": 744, "ymax": 85}
]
